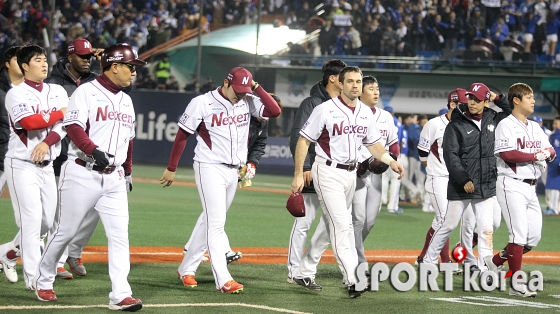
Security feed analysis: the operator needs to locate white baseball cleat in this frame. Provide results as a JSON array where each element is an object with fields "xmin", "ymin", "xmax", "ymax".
[
  {"xmin": 509, "ymin": 284, "xmax": 537, "ymax": 298},
  {"xmin": 483, "ymin": 255, "xmax": 499, "ymax": 273},
  {"xmin": 1, "ymin": 258, "xmax": 17, "ymax": 283}
]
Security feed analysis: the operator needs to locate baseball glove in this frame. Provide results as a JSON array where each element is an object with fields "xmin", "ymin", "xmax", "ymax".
[{"xmin": 368, "ymin": 152, "xmax": 397, "ymax": 174}]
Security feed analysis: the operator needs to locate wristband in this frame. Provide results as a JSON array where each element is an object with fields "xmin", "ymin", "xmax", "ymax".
[{"xmin": 380, "ymin": 152, "xmax": 394, "ymax": 165}]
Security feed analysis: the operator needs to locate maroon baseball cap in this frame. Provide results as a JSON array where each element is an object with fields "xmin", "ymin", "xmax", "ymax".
[
  {"xmin": 226, "ymin": 67, "xmax": 252, "ymax": 94},
  {"xmin": 448, "ymin": 88, "xmax": 468, "ymax": 104},
  {"xmin": 466, "ymin": 83, "xmax": 490, "ymax": 101},
  {"xmin": 286, "ymin": 192, "xmax": 305, "ymax": 217},
  {"xmin": 68, "ymin": 38, "xmax": 93, "ymax": 56}
]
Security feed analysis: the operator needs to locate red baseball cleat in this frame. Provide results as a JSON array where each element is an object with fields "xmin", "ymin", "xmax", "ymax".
[
  {"xmin": 218, "ymin": 280, "xmax": 243, "ymax": 293},
  {"xmin": 108, "ymin": 297, "xmax": 142, "ymax": 311},
  {"xmin": 180, "ymin": 274, "xmax": 197, "ymax": 287},
  {"xmin": 36, "ymin": 289, "xmax": 57, "ymax": 302}
]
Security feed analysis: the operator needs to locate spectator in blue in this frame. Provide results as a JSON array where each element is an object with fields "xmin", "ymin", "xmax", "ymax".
[
  {"xmin": 545, "ymin": 11, "xmax": 560, "ymax": 63},
  {"xmin": 523, "ymin": 11, "xmax": 540, "ymax": 53},
  {"xmin": 502, "ymin": 0, "xmax": 521, "ymax": 32},
  {"xmin": 545, "ymin": 117, "xmax": 560, "ymax": 215},
  {"xmin": 491, "ymin": 16, "xmax": 510, "ymax": 48},
  {"xmin": 335, "ymin": 28, "xmax": 350, "ymax": 55}
]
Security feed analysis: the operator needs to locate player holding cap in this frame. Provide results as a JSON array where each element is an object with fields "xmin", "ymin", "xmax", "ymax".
[
  {"xmin": 423, "ymin": 83, "xmax": 511, "ymax": 270},
  {"xmin": 3, "ymin": 45, "xmax": 68, "ymax": 290},
  {"xmin": 160, "ymin": 67, "xmax": 281, "ymax": 293},
  {"xmin": 485, "ymin": 83, "xmax": 554, "ymax": 297},
  {"xmin": 416, "ymin": 89, "xmax": 468, "ymax": 266},
  {"xmin": 291, "ymin": 66, "xmax": 404, "ymax": 298},
  {"xmin": 36, "ymin": 43, "xmax": 145, "ymax": 311}
]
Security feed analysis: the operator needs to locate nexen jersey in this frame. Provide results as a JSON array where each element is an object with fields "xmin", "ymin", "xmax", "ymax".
[
  {"xmin": 5, "ymin": 83, "xmax": 68, "ymax": 161},
  {"xmin": 178, "ymin": 88, "xmax": 267, "ymax": 165},
  {"xmin": 418, "ymin": 114, "xmax": 450, "ymax": 177},
  {"xmin": 63, "ymin": 79, "xmax": 135, "ymax": 167},
  {"xmin": 359, "ymin": 107, "xmax": 398, "ymax": 161},
  {"xmin": 494, "ymin": 116, "xmax": 552, "ymax": 179},
  {"xmin": 300, "ymin": 97, "xmax": 381, "ymax": 164}
]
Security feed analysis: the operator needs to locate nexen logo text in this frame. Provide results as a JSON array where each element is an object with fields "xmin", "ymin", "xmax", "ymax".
[
  {"xmin": 96, "ymin": 105, "xmax": 133, "ymax": 123},
  {"xmin": 211, "ymin": 112, "xmax": 249, "ymax": 127},
  {"xmin": 332, "ymin": 121, "xmax": 368, "ymax": 136},
  {"xmin": 517, "ymin": 137, "xmax": 542, "ymax": 149}
]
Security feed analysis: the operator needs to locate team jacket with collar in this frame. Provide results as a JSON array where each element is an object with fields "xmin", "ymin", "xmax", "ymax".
[{"xmin": 442, "ymin": 96, "xmax": 511, "ymax": 200}]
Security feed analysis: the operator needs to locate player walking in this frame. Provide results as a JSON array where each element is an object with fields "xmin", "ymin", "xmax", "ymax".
[
  {"xmin": 423, "ymin": 83, "xmax": 511, "ymax": 270},
  {"xmin": 485, "ymin": 83, "xmax": 554, "ymax": 297},
  {"xmin": 416, "ymin": 89, "xmax": 468, "ymax": 266},
  {"xmin": 36, "ymin": 44, "xmax": 144, "ymax": 311},
  {"xmin": 352, "ymin": 75, "xmax": 399, "ymax": 267},
  {"xmin": 3, "ymin": 45, "xmax": 68, "ymax": 290},
  {"xmin": 287, "ymin": 59, "xmax": 346, "ymax": 283},
  {"xmin": 160, "ymin": 67, "xmax": 281, "ymax": 293},
  {"xmin": 291, "ymin": 66, "xmax": 404, "ymax": 298}
]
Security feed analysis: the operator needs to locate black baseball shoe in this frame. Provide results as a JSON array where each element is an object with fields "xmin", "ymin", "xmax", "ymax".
[
  {"xmin": 348, "ymin": 285, "xmax": 363, "ymax": 298},
  {"xmin": 294, "ymin": 277, "xmax": 322, "ymax": 291}
]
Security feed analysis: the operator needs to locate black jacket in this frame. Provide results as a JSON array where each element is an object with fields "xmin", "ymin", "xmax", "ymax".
[
  {"xmin": 247, "ymin": 117, "xmax": 268, "ymax": 167},
  {"xmin": 289, "ymin": 81, "xmax": 331, "ymax": 193},
  {"xmin": 45, "ymin": 58, "xmax": 97, "ymax": 176},
  {"xmin": 0, "ymin": 67, "xmax": 12, "ymax": 172},
  {"xmin": 443, "ymin": 96, "xmax": 511, "ymax": 200}
]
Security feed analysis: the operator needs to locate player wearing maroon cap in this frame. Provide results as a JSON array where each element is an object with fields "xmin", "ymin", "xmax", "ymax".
[
  {"xmin": 486, "ymin": 83, "xmax": 555, "ymax": 297},
  {"xmin": 416, "ymin": 88, "xmax": 469, "ymax": 268},
  {"xmin": 423, "ymin": 83, "xmax": 511, "ymax": 272},
  {"xmin": 160, "ymin": 67, "xmax": 281, "ymax": 293},
  {"xmin": 36, "ymin": 43, "xmax": 145, "ymax": 310}
]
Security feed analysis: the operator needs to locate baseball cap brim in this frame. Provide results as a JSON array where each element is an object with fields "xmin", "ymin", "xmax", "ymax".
[
  {"xmin": 231, "ymin": 84, "xmax": 252, "ymax": 94},
  {"xmin": 126, "ymin": 59, "xmax": 148, "ymax": 66}
]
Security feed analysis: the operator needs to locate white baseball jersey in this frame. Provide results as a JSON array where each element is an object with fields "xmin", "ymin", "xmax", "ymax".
[
  {"xmin": 63, "ymin": 79, "xmax": 135, "ymax": 167},
  {"xmin": 358, "ymin": 107, "xmax": 398, "ymax": 161},
  {"xmin": 495, "ymin": 116, "xmax": 552, "ymax": 179},
  {"xmin": 418, "ymin": 114, "xmax": 450, "ymax": 177},
  {"xmin": 178, "ymin": 88, "xmax": 267, "ymax": 165},
  {"xmin": 300, "ymin": 97, "xmax": 381, "ymax": 164},
  {"xmin": 5, "ymin": 82, "xmax": 68, "ymax": 161}
]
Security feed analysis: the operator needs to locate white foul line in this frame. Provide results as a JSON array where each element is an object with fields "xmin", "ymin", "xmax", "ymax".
[{"xmin": 0, "ymin": 303, "xmax": 311, "ymax": 313}]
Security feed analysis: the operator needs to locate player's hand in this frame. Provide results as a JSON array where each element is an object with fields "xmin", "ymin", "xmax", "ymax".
[
  {"xmin": 92, "ymin": 148, "xmax": 111, "ymax": 168},
  {"xmin": 160, "ymin": 169, "xmax": 176, "ymax": 187},
  {"xmin": 291, "ymin": 174, "xmax": 304, "ymax": 193},
  {"xmin": 303, "ymin": 171, "xmax": 313, "ymax": 186},
  {"xmin": 357, "ymin": 160, "xmax": 368, "ymax": 178},
  {"xmin": 534, "ymin": 149, "xmax": 549, "ymax": 162},
  {"xmin": 489, "ymin": 91, "xmax": 497, "ymax": 102},
  {"xmin": 60, "ymin": 107, "xmax": 67, "ymax": 115},
  {"xmin": 545, "ymin": 147, "xmax": 555, "ymax": 162},
  {"xmin": 92, "ymin": 48, "xmax": 104, "ymax": 61},
  {"xmin": 125, "ymin": 175, "xmax": 133, "ymax": 192},
  {"xmin": 535, "ymin": 160, "xmax": 547, "ymax": 173},
  {"xmin": 464, "ymin": 181, "xmax": 475, "ymax": 193},
  {"xmin": 390, "ymin": 160, "xmax": 405, "ymax": 179},
  {"xmin": 31, "ymin": 142, "xmax": 49, "ymax": 164},
  {"xmin": 244, "ymin": 162, "xmax": 256, "ymax": 179}
]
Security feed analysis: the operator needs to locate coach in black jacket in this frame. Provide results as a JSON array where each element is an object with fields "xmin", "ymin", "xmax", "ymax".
[{"xmin": 423, "ymin": 83, "xmax": 511, "ymax": 269}]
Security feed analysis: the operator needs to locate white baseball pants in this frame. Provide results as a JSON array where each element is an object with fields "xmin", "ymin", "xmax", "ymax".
[
  {"xmin": 352, "ymin": 171, "xmax": 382, "ymax": 265},
  {"xmin": 287, "ymin": 192, "xmax": 323, "ymax": 279},
  {"xmin": 179, "ymin": 162, "xmax": 237, "ymax": 289},
  {"xmin": 0, "ymin": 170, "xmax": 7, "ymax": 192},
  {"xmin": 497, "ymin": 176, "xmax": 542, "ymax": 247},
  {"xmin": 425, "ymin": 197, "xmax": 494, "ymax": 269},
  {"xmin": 36, "ymin": 161, "xmax": 133, "ymax": 305},
  {"xmin": 296, "ymin": 159, "xmax": 358, "ymax": 285},
  {"xmin": 5, "ymin": 157, "xmax": 57, "ymax": 289},
  {"xmin": 546, "ymin": 189, "xmax": 560, "ymax": 214}
]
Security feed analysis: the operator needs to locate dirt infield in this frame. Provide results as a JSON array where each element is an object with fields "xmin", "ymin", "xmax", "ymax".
[{"xmin": 80, "ymin": 246, "xmax": 560, "ymax": 265}]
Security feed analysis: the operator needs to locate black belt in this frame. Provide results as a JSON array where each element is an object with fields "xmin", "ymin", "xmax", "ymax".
[
  {"xmin": 222, "ymin": 163, "xmax": 239, "ymax": 169},
  {"xmin": 29, "ymin": 160, "xmax": 50, "ymax": 167},
  {"xmin": 518, "ymin": 178, "xmax": 537, "ymax": 186},
  {"xmin": 75, "ymin": 159, "xmax": 116, "ymax": 174},
  {"xmin": 325, "ymin": 160, "xmax": 356, "ymax": 171}
]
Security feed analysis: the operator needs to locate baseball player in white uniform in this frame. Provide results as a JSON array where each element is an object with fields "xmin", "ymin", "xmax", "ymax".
[
  {"xmin": 485, "ymin": 83, "xmax": 554, "ymax": 297},
  {"xmin": 352, "ymin": 75, "xmax": 399, "ymax": 267},
  {"xmin": 36, "ymin": 44, "xmax": 144, "ymax": 311},
  {"xmin": 160, "ymin": 67, "xmax": 281, "ymax": 293},
  {"xmin": 3, "ymin": 45, "xmax": 68, "ymax": 290},
  {"xmin": 291, "ymin": 66, "xmax": 404, "ymax": 298}
]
